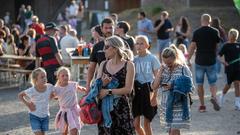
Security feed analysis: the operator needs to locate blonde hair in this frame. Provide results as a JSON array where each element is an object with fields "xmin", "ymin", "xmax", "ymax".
[
  {"xmin": 162, "ymin": 44, "xmax": 186, "ymax": 65},
  {"xmin": 135, "ymin": 35, "xmax": 150, "ymax": 50},
  {"xmin": 228, "ymin": 28, "xmax": 239, "ymax": 40},
  {"xmin": 161, "ymin": 11, "xmax": 169, "ymax": 18},
  {"xmin": 178, "ymin": 44, "xmax": 187, "ymax": 54},
  {"xmin": 201, "ymin": 13, "xmax": 211, "ymax": 23},
  {"xmin": 31, "ymin": 68, "xmax": 46, "ymax": 86},
  {"xmin": 105, "ymin": 35, "xmax": 133, "ymax": 61},
  {"xmin": 56, "ymin": 66, "xmax": 71, "ymax": 85}
]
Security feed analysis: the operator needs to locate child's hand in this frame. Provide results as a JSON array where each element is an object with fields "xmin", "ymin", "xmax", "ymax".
[
  {"xmin": 27, "ymin": 102, "xmax": 36, "ymax": 112},
  {"xmin": 101, "ymin": 73, "xmax": 112, "ymax": 86},
  {"xmin": 78, "ymin": 85, "xmax": 87, "ymax": 93},
  {"xmin": 98, "ymin": 89, "xmax": 108, "ymax": 99},
  {"xmin": 50, "ymin": 91, "xmax": 57, "ymax": 100}
]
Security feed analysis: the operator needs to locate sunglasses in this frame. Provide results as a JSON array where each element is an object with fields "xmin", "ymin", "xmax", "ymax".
[{"xmin": 104, "ymin": 45, "xmax": 111, "ymax": 50}]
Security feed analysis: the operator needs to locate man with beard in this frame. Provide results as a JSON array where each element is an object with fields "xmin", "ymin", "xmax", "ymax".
[{"xmin": 86, "ymin": 18, "xmax": 114, "ymax": 92}]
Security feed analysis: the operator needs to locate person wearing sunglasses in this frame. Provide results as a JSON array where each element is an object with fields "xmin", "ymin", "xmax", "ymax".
[{"xmin": 97, "ymin": 35, "xmax": 135, "ymax": 134}]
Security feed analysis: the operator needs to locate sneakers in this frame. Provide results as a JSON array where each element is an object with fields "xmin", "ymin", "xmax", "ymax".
[
  {"xmin": 210, "ymin": 98, "xmax": 220, "ymax": 111},
  {"xmin": 198, "ymin": 105, "xmax": 206, "ymax": 113},
  {"xmin": 219, "ymin": 94, "xmax": 225, "ymax": 107},
  {"xmin": 235, "ymin": 98, "xmax": 240, "ymax": 111}
]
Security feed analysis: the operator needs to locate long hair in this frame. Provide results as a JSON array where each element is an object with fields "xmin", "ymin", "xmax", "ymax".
[
  {"xmin": 181, "ymin": 16, "xmax": 189, "ymax": 33},
  {"xmin": 162, "ymin": 44, "xmax": 186, "ymax": 65},
  {"xmin": 105, "ymin": 35, "xmax": 133, "ymax": 61}
]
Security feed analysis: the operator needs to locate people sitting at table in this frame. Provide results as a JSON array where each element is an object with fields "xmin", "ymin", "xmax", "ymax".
[
  {"xmin": 18, "ymin": 35, "xmax": 35, "ymax": 70},
  {"xmin": 26, "ymin": 28, "xmax": 37, "ymax": 56},
  {"xmin": 6, "ymin": 34, "xmax": 17, "ymax": 55}
]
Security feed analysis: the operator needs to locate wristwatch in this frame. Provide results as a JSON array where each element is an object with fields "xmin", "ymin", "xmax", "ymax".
[{"xmin": 107, "ymin": 89, "xmax": 112, "ymax": 96}]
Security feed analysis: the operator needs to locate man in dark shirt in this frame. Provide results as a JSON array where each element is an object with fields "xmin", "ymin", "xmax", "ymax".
[
  {"xmin": 154, "ymin": 11, "xmax": 173, "ymax": 62},
  {"xmin": 115, "ymin": 21, "xmax": 136, "ymax": 54},
  {"xmin": 36, "ymin": 22, "xmax": 63, "ymax": 84},
  {"xmin": 188, "ymin": 14, "xmax": 220, "ymax": 112},
  {"xmin": 86, "ymin": 18, "xmax": 114, "ymax": 92}
]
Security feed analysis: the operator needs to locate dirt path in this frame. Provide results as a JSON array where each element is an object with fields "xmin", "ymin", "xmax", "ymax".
[{"xmin": 0, "ymin": 68, "xmax": 240, "ymax": 135}]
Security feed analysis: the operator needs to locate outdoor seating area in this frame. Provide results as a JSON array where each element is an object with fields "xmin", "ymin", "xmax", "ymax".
[{"xmin": 0, "ymin": 54, "xmax": 35, "ymax": 90}]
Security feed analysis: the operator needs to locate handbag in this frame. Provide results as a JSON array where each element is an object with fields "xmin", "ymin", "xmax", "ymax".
[{"xmin": 79, "ymin": 96, "xmax": 102, "ymax": 124}]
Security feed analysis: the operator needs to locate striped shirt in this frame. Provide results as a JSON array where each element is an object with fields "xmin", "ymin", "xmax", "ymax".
[{"xmin": 36, "ymin": 35, "xmax": 60, "ymax": 68}]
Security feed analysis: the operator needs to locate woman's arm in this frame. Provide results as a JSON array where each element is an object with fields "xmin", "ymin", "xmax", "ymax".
[
  {"xmin": 151, "ymin": 65, "xmax": 163, "ymax": 90},
  {"xmin": 150, "ymin": 68, "xmax": 160, "ymax": 106}
]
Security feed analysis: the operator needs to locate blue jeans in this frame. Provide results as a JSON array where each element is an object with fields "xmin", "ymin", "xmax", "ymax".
[
  {"xmin": 157, "ymin": 39, "xmax": 171, "ymax": 53},
  {"xmin": 29, "ymin": 113, "xmax": 49, "ymax": 133},
  {"xmin": 195, "ymin": 64, "xmax": 217, "ymax": 85}
]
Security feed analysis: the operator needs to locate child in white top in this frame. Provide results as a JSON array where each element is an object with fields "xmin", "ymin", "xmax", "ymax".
[
  {"xmin": 18, "ymin": 68, "xmax": 54, "ymax": 135},
  {"xmin": 53, "ymin": 67, "xmax": 86, "ymax": 135}
]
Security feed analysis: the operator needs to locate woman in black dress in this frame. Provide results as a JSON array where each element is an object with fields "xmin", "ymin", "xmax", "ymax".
[{"xmin": 97, "ymin": 35, "xmax": 135, "ymax": 135}]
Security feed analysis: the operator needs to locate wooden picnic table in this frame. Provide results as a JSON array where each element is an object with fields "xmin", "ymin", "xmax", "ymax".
[
  {"xmin": 0, "ymin": 54, "xmax": 36, "ymax": 61},
  {"xmin": 0, "ymin": 54, "xmax": 36, "ymax": 90},
  {"xmin": 66, "ymin": 48, "xmax": 90, "ymax": 82}
]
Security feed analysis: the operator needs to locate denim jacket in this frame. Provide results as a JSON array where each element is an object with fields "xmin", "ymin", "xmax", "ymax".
[
  {"xmin": 166, "ymin": 67, "xmax": 193, "ymax": 123},
  {"xmin": 85, "ymin": 78, "xmax": 120, "ymax": 127}
]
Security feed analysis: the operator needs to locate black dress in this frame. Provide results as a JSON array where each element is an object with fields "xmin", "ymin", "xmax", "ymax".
[{"xmin": 98, "ymin": 61, "xmax": 136, "ymax": 135}]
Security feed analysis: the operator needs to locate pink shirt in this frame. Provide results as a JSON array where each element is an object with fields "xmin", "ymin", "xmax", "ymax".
[
  {"xmin": 55, "ymin": 81, "xmax": 78, "ymax": 108},
  {"xmin": 54, "ymin": 82, "xmax": 82, "ymax": 132}
]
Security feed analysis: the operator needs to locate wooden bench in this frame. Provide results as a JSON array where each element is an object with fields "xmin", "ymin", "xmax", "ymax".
[
  {"xmin": 0, "ymin": 67, "xmax": 32, "ymax": 90},
  {"xmin": 0, "ymin": 64, "xmax": 21, "ymax": 68}
]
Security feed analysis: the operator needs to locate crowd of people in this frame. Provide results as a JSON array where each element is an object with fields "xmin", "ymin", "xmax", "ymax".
[{"xmin": 0, "ymin": 1, "xmax": 238, "ymax": 135}]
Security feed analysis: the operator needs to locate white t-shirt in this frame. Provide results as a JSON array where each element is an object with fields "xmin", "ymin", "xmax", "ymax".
[
  {"xmin": 60, "ymin": 34, "xmax": 79, "ymax": 65},
  {"xmin": 68, "ymin": 4, "xmax": 79, "ymax": 17},
  {"xmin": 25, "ymin": 84, "xmax": 54, "ymax": 118}
]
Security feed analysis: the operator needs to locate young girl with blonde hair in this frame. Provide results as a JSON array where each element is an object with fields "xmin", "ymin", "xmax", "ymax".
[
  {"xmin": 18, "ymin": 68, "xmax": 54, "ymax": 135},
  {"xmin": 53, "ymin": 67, "xmax": 86, "ymax": 135}
]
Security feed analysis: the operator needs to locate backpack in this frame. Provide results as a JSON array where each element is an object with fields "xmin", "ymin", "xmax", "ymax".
[{"xmin": 79, "ymin": 96, "xmax": 102, "ymax": 124}]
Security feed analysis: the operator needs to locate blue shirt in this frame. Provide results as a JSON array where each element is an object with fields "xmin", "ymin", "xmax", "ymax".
[
  {"xmin": 134, "ymin": 53, "xmax": 161, "ymax": 84},
  {"xmin": 137, "ymin": 18, "xmax": 154, "ymax": 42}
]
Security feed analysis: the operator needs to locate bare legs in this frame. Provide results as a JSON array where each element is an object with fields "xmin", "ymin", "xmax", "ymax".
[
  {"xmin": 197, "ymin": 85, "xmax": 205, "ymax": 106},
  {"xmin": 169, "ymin": 128, "xmax": 180, "ymax": 135},
  {"xmin": 134, "ymin": 116, "xmax": 153, "ymax": 135}
]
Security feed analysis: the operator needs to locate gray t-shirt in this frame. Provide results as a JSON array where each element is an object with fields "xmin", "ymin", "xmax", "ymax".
[
  {"xmin": 134, "ymin": 53, "xmax": 161, "ymax": 84},
  {"xmin": 25, "ymin": 84, "xmax": 54, "ymax": 118}
]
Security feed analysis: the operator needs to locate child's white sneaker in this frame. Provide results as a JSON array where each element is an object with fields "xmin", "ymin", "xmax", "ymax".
[
  {"xmin": 234, "ymin": 99, "xmax": 240, "ymax": 110},
  {"xmin": 219, "ymin": 94, "xmax": 225, "ymax": 108}
]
